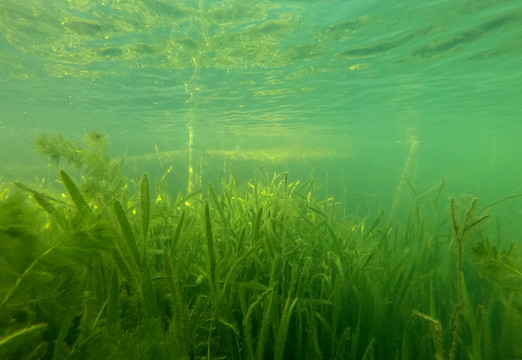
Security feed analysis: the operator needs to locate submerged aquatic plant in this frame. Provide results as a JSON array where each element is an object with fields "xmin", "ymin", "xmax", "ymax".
[{"xmin": 0, "ymin": 132, "xmax": 521, "ymax": 360}]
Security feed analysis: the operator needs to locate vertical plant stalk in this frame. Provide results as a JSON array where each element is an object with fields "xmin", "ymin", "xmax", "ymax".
[
  {"xmin": 186, "ymin": 92, "xmax": 197, "ymax": 193},
  {"xmin": 450, "ymin": 198, "xmax": 464, "ymax": 360},
  {"xmin": 413, "ymin": 310, "xmax": 444, "ymax": 360},
  {"xmin": 106, "ymin": 268, "xmax": 120, "ymax": 338},
  {"xmin": 255, "ymin": 257, "xmax": 281, "ymax": 360},
  {"xmin": 254, "ymin": 207, "xmax": 275, "ymax": 258},
  {"xmin": 274, "ymin": 265, "xmax": 299, "ymax": 360},
  {"xmin": 114, "ymin": 200, "xmax": 140, "ymax": 266},
  {"xmin": 275, "ymin": 296, "xmax": 298, "ymax": 360},
  {"xmin": 449, "ymin": 198, "xmax": 489, "ymax": 360},
  {"xmin": 171, "ymin": 209, "xmax": 185, "ymax": 258},
  {"xmin": 113, "ymin": 199, "xmax": 157, "ymax": 318},
  {"xmin": 390, "ymin": 137, "xmax": 419, "ymax": 218},
  {"xmin": 334, "ymin": 327, "xmax": 352, "ymax": 360},
  {"xmin": 205, "ymin": 201, "xmax": 219, "ymax": 299},
  {"xmin": 140, "ymin": 173, "xmax": 150, "ymax": 241},
  {"xmin": 163, "ymin": 250, "xmax": 188, "ymax": 356},
  {"xmin": 243, "ymin": 287, "xmax": 272, "ymax": 360},
  {"xmin": 139, "ymin": 173, "xmax": 159, "ymax": 318},
  {"xmin": 208, "ymin": 183, "xmax": 230, "ymax": 242}
]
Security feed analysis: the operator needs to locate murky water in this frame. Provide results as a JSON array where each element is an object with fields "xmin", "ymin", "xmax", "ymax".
[{"xmin": 1, "ymin": 0, "xmax": 521, "ymax": 224}]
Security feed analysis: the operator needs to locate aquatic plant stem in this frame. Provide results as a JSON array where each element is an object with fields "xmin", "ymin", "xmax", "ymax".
[
  {"xmin": 449, "ymin": 198, "xmax": 489, "ymax": 360},
  {"xmin": 390, "ymin": 137, "xmax": 419, "ymax": 217},
  {"xmin": 205, "ymin": 201, "xmax": 219, "ymax": 299}
]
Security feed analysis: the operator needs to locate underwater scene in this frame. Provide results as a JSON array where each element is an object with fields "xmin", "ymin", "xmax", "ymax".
[{"xmin": 1, "ymin": 0, "xmax": 522, "ymax": 359}]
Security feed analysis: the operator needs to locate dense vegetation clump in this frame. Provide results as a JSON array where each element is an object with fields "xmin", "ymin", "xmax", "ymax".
[{"xmin": 0, "ymin": 132, "xmax": 521, "ymax": 360}]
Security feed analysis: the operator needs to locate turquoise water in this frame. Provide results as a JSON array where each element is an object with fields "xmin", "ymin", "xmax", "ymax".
[
  {"xmin": 1, "ymin": 0, "xmax": 522, "ymax": 224},
  {"xmin": 2, "ymin": 2, "xmax": 522, "ymax": 359}
]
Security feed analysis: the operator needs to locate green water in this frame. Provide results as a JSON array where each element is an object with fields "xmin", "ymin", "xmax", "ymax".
[
  {"xmin": 1, "ymin": 1, "xmax": 522, "ymax": 359},
  {"xmin": 2, "ymin": 0, "xmax": 521, "ymax": 212}
]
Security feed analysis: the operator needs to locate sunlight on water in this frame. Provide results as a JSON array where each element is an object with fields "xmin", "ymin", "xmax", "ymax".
[
  {"xmin": 1, "ymin": 0, "xmax": 521, "ymax": 216},
  {"xmin": 2, "ymin": 2, "xmax": 522, "ymax": 359}
]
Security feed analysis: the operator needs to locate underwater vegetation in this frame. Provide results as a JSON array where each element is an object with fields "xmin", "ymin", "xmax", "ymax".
[{"xmin": 1, "ymin": 132, "xmax": 522, "ymax": 360}]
